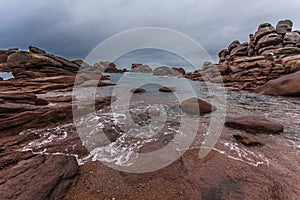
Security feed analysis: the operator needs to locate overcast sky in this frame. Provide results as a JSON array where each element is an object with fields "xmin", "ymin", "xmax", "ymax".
[{"xmin": 1, "ymin": 0, "xmax": 300, "ymax": 67}]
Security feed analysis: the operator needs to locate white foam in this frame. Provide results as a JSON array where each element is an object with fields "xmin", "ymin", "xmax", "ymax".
[{"xmin": 219, "ymin": 142, "xmax": 269, "ymax": 167}]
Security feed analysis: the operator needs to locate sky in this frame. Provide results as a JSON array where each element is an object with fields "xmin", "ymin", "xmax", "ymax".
[{"xmin": 1, "ymin": 0, "xmax": 300, "ymax": 68}]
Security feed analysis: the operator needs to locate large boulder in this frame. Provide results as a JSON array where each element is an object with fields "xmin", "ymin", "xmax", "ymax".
[
  {"xmin": 131, "ymin": 63, "xmax": 153, "ymax": 73},
  {"xmin": 225, "ymin": 115, "xmax": 284, "ymax": 133},
  {"xmin": 276, "ymin": 19, "xmax": 293, "ymax": 35},
  {"xmin": 180, "ymin": 98, "xmax": 216, "ymax": 115},
  {"xmin": 172, "ymin": 67, "xmax": 186, "ymax": 75},
  {"xmin": 256, "ymin": 33, "xmax": 283, "ymax": 49},
  {"xmin": 283, "ymin": 32, "xmax": 300, "ymax": 46},
  {"xmin": 255, "ymin": 71, "xmax": 300, "ymax": 96},
  {"xmin": 253, "ymin": 23, "xmax": 276, "ymax": 44},
  {"xmin": 153, "ymin": 66, "xmax": 182, "ymax": 77}
]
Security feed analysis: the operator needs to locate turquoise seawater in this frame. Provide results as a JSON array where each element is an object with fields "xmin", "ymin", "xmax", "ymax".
[{"xmin": 0, "ymin": 72, "xmax": 14, "ymax": 80}]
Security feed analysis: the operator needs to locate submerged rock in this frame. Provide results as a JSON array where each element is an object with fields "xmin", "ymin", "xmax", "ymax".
[
  {"xmin": 130, "ymin": 88, "xmax": 146, "ymax": 93},
  {"xmin": 180, "ymin": 97, "xmax": 216, "ymax": 115},
  {"xmin": 225, "ymin": 115, "xmax": 284, "ymax": 133},
  {"xmin": 159, "ymin": 87, "xmax": 174, "ymax": 92}
]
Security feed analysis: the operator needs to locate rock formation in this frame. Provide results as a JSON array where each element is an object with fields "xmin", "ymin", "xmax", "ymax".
[
  {"xmin": 0, "ymin": 46, "xmax": 115, "ymax": 199},
  {"xmin": 186, "ymin": 19, "xmax": 300, "ymax": 94},
  {"xmin": 153, "ymin": 66, "xmax": 183, "ymax": 77},
  {"xmin": 130, "ymin": 63, "xmax": 153, "ymax": 73},
  {"xmin": 94, "ymin": 61, "xmax": 125, "ymax": 73}
]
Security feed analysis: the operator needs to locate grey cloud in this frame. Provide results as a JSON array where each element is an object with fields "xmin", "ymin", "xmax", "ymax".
[{"xmin": 1, "ymin": 0, "xmax": 300, "ymax": 64}]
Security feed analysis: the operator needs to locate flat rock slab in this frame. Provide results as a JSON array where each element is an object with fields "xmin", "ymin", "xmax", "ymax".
[{"xmin": 225, "ymin": 115, "xmax": 283, "ymax": 133}]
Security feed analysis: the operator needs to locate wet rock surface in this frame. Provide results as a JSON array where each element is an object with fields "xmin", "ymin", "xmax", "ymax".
[
  {"xmin": 0, "ymin": 46, "xmax": 116, "ymax": 199},
  {"xmin": 225, "ymin": 115, "xmax": 284, "ymax": 133},
  {"xmin": 63, "ymin": 145, "xmax": 300, "ymax": 200}
]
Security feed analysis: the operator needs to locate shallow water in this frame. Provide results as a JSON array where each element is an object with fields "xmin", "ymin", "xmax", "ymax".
[
  {"xmin": 0, "ymin": 72, "xmax": 14, "ymax": 80},
  {"xmin": 30, "ymin": 73, "xmax": 299, "ymax": 167}
]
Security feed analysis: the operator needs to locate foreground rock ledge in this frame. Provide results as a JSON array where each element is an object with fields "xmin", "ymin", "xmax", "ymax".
[
  {"xmin": 225, "ymin": 115, "xmax": 284, "ymax": 133},
  {"xmin": 0, "ymin": 154, "xmax": 79, "ymax": 200}
]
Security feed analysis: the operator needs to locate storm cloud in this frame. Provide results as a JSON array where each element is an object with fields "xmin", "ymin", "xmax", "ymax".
[{"xmin": 1, "ymin": 0, "xmax": 300, "ymax": 66}]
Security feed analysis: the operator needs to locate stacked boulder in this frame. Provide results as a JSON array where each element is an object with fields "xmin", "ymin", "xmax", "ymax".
[{"xmin": 187, "ymin": 19, "xmax": 300, "ymax": 92}]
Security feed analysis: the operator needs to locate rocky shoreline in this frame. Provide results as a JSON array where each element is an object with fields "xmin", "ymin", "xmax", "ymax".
[{"xmin": 0, "ymin": 20, "xmax": 300, "ymax": 200}]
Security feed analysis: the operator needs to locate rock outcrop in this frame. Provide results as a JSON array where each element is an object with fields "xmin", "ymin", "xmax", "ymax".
[
  {"xmin": 0, "ymin": 46, "xmax": 117, "ymax": 199},
  {"xmin": 131, "ymin": 63, "xmax": 153, "ymax": 73},
  {"xmin": 3, "ymin": 47, "xmax": 79, "ymax": 79},
  {"xmin": 186, "ymin": 19, "xmax": 300, "ymax": 92},
  {"xmin": 94, "ymin": 61, "xmax": 125, "ymax": 73},
  {"xmin": 153, "ymin": 66, "xmax": 183, "ymax": 77}
]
